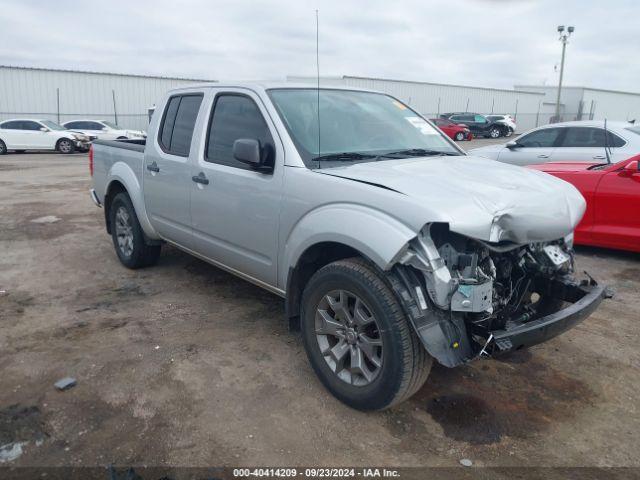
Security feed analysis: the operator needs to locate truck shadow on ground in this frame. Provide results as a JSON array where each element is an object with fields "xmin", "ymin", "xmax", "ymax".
[{"xmin": 410, "ymin": 351, "xmax": 596, "ymax": 445}]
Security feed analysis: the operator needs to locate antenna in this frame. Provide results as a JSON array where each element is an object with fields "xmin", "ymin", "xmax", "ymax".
[
  {"xmin": 315, "ymin": 9, "xmax": 321, "ymax": 165},
  {"xmin": 603, "ymin": 118, "xmax": 611, "ymax": 164}
]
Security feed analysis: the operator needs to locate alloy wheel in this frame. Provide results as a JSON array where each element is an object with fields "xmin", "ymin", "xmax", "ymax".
[
  {"xmin": 114, "ymin": 206, "xmax": 134, "ymax": 257},
  {"xmin": 59, "ymin": 140, "xmax": 72, "ymax": 153},
  {"xmin": 315, "ymin": 289, "xmax": 383, "ymax": 386}
]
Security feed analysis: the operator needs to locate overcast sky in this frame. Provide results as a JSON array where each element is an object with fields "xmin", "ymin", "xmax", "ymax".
[{"xmin": 1, "ymin": 0, "xmax": 638, "ymax": 92}]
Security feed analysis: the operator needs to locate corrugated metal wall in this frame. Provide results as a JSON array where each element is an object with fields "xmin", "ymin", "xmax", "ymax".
[
  {"xmin": 0, "ymin": 66, "xmax": 212, "ymax": 130},
  {"xmin": 288, "ymin": 76, "xmax": 546, "ymax": 132}
]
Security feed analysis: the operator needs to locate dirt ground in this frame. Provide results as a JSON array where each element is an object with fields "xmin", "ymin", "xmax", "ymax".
[{"xmin": 0, "ymin": 149, "xmax": 639, "ymax": 470}]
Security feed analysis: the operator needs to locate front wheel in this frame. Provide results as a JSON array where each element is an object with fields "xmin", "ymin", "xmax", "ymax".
[
  {"xmin": 300, "ymin": 258, "xmax": 432, "ymax": 410},
  {"xmin": 454, "ymin": 132, "xmax": 465, "ymax": 141},
  {"xmin": 56, "ymin": 138, "xmax": 75, "ymax": 154},
  {"xmin": 109, "ymin": 192, "xmax": 161, "ymax": 269},
  {"xmin": 504, "ymin": 128, "xmax": 514, "ymax": 137}
]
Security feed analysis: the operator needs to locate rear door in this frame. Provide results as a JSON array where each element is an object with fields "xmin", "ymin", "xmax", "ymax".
[
  {"xmin": 143, "ymin": 92, "xmax": 204, "ymax": 247},
  {"xmin": 551, "ymin": 127, "xmax": 611, "ymax": 163},
  {"xmin": 189, "ymin": 88, "xmax": 284, "ymax": 287},
  {"xmin": 0, "ymin": 120, "xmax": 28, "ymax": 148},
  {"xmin": 498, "ymin": 127, "xmax": 563, "ymax": 165}
]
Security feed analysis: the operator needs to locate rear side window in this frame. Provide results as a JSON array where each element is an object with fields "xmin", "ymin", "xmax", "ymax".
[
  {"xmin": 1, "ymin": 120, "xmax": 23, "ymax": 129},
  {"xmin": 518, "ymin": 128, "xmax": 562, "ymax": 148},
  {"xmin": 205, "ymin": 94, "xmax": 275, "ymax": 170},
  {"xmin": 561, "ymin": 127, "xmax": 625, "ymax": 148},
  {"xmin": 158, "ymin": 94, "xmax": 203, "ymax": 156}
]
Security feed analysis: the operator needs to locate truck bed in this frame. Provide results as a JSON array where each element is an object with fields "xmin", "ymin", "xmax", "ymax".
[{"xmin": 91, "ymin": 139, "xmax": 146, "ymax": 207}]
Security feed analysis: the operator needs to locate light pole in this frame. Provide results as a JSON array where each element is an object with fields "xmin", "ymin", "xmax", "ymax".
[{"xmin": 554, "ymin": 25, "xmax": 574, "ymax": 123}]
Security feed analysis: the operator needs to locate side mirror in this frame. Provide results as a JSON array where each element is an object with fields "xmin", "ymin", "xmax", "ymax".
[
  {"xmin": 102, "ymin": 127, "xmax": 109, "ymax": 131},
  {"xmin": 233, "ymin": 138, "xmax": 270, "ymax": 171},
  {"xmin": 621, "ymin": 160, "xmax": 639, "ymax": 176},
  {"xmin": 39, "ymin": 127, "xmax": 48, "ymax": 132},
  {"xmin": 506, "ymin": 141, "xmax": 520, "ymax": 150}
]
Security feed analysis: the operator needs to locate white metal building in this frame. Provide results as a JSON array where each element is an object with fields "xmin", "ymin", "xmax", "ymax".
[
  {"xmin": 0, "ymin": 65, "xmax": 213, "ymax": 131},
  {"xmin": 288, "ymin": 75, "xmax": 547, "ymax": 132},
  {"xmin": 514, "ymin": 85, "xmax": 640, "ymax": 125}
]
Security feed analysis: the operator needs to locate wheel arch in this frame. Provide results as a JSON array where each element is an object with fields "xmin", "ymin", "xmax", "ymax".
[{"xmin": 282, "ymin": 205, "xmax": 417, "ymax": 330}]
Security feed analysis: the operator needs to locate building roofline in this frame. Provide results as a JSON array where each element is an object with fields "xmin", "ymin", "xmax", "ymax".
[
  {"xmin": 340, "ymin": 75, "xmax": 545, "ymax": 95},
  {"xmin": 515, "ymin": 84, "xmax": 640, "ymax": 97},
  {"xmin": 0, "ymin": 64, "xmax": 215, "ymax": 83}
]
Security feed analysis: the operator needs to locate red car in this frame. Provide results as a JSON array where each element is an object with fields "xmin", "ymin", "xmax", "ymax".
[
  {"xmin": 431, "ymin": 118, "xmax": 472, "ymax": 141},
  {"xmin": 528, "ymin": 155, "xmax": 640, "ymax": 253}
]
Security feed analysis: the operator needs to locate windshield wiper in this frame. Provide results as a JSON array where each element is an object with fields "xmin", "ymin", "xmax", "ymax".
[
  {"xmin": 312, "ymin": 152, "xmax": 376, "ymax": 162},
  {"xmin": 380, "ymin": 148, "xmax": 459, "ymax": 158}
]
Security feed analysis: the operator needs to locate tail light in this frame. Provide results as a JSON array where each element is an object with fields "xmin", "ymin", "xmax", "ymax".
[{"xmin": 89, "ymin": 145, "xmax": 94, "ymax": 176}]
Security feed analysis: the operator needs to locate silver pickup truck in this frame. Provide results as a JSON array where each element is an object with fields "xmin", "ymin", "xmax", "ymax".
[{"xmin": 90, "ymin": 83, "xmax": 606, "ymax": 411}]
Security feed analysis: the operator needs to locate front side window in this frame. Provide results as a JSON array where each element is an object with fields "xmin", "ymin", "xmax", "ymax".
[
  {"xmin": 22, "ymin": 121, "xmax": 42, "ymax": 131},
  {"xmin": 517, "ymin": 128, "xmax": 562, "ymax": 148},
  {"xmin": 102, "ymin": 121, "xmax": 119, "ymax": 129},
  {"xmin": 268, "ymin": 89, "xmax": 460, "ymax": 167},
  {"xmin": 64, "ymin": 121, "xmax": 82, "ymax": 129},
  {"xmin": 158, "ymin": 94, "xmax": 203, "ymax": 156},
  {"xmin": 205, "ymin": 94, "xmax": 275, "ymax": 170}
]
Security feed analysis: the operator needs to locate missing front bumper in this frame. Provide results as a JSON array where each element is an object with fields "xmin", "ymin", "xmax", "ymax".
[{"xmin": 489, "ymin": 280, "xmax": 606, "ymax": 353}]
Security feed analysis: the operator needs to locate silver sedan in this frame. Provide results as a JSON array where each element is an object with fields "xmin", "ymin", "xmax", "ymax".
[{"xmin": 468, "ymin": 120, "xmax": 640, "ymax": 166}]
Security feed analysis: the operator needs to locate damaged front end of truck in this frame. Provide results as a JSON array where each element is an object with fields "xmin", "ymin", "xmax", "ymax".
[{"xmin": 389, "ymin": 223, "xmax": 608, "ymax": 368}]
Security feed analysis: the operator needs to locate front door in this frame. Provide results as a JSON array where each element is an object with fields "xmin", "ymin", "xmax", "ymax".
[
  {"xmin": 143, "ymin": 93, "xmax": 204, "ymax": 247},
  {"xmin": 498, "ymin": 126, "xmax": 563, "ymax": 165},
  {"xmin": 592, "ymin": 160, "xmax": 640, "ymax": 250},
  {"xmin": 189, "ymin": 89, "xmax": 284, "ymax": 287}
]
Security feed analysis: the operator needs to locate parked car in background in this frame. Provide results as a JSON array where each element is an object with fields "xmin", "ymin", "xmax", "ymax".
[
  {"xmin": 469, "ymin": 121, "xmax": 640, "ymax": 166},
  {"xmin": 431, "ymin": 118, "xmax": 472, "ymax": 141},
  {"xmin": 0, "ymin": 119, "xmax": 91, "ymax": 154},
  {"xmin": 528, "ymin": 154, "xmax": 640, "ymax": 253},
  {"xmin": 62, "ymin": 119, "xmax": 146, "ymax": 141},
  {"xmin": 440, "ymin": 112, "xmax": 507, "ymax": 138},
  {"xmin": 90, "ymin": 83, "xmax": 604, "ymax": 411},
  {"xmin": 486, "ymin": 114, "xmax": 516, "ymax": 136}
]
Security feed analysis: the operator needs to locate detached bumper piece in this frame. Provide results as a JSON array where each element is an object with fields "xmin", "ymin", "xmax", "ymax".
[{"xmin": 489, "ymin": 278, "xmax": 606, "ymax": 353}]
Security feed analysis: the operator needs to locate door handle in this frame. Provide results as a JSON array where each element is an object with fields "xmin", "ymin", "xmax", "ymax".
[
  {"xmin": 537, "ymin": 154, "xmax": 550, "ymax": 158},
  {"xmin": 192, "ymin": 173, "xmax": 209, "ymax": 185},
  {"xmin": 146, "ymin": 162, "xmax": 159, "ymax": 173},
  {"xmin": 593, "ymin": 155, "xmax": 607, "ymax": 160}
]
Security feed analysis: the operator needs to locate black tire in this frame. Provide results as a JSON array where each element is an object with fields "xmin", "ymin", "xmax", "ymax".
[
  {"xmin": 0, "ymin": 140, "xmax": 6, "ymax": 155},
  {"xmin": 454, "ymin": 132, "xmax": 465, "ymax": 141},
  {"xmin": 488, "ymin": 127, "xmax": 501, "ymax": 139},
  {"xmin": 117, "ymin": 136, "xmax": 129, "ymax": 140},
  {"xmin": 56, "ymin": 138, "xmax": 75, "ymax": 154},
  {"xmin": 109, "ymin": 192, "xmax": 161, "ymax": 269},
  {"xmin": 504, "ymin": 127, "xmax": 514, "ymax": 138},
  {"xmin": 300, "ymin": 257, "xmax": 432, "ymax": 411}
]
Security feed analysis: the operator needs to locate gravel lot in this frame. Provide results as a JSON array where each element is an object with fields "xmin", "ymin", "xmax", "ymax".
[{"xmin": 1, "ymin": 151, "xmax": 639, "ymax": 470}]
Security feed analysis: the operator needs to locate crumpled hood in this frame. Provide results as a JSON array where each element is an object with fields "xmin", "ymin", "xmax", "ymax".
[{"xmin": 319, "ymin": 156, "xmax": 586, "ymax": 244}]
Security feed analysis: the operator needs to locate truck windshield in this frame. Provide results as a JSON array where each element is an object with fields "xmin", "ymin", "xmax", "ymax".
[{"xmin": 268, "ymin": 88, "xmax": 462, "ymax": 167}]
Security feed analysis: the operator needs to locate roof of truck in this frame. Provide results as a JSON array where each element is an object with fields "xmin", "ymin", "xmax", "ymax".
[{"xmin": 168, "ymin": 81, "xmax": 380, "ymax": 93}]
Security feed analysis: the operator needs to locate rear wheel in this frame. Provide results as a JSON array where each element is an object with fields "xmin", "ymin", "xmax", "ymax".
[
  {"xmin": 0, "ymin": 140, "xmax": 6, "ymax": 155},
  {"xmin": 454, "ymin": 132, "xmax": 465, "ymax": 141},
  {"xmin": 300, "ymin": 258, "xmax": 432, "ymax": 410},
  {"xmin": 56, "ymin": 138, "xmax": 75, "ymax": 154},
  {"xmin": 489, "ymin": 127, "xmax": 501, "ymax": 139},
  {"xmin": 109, "ymin": 192, "xmax": 161, "ymax": 269}
]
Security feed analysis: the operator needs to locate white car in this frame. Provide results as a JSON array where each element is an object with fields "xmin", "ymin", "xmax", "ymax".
[
  {"xmin": 486, "ymin": 114, "xmax": 517, "ymax": 136},
  {"xmin": 468, "ymin": 120, "xmax": 640, "ymax": 166},
  {"xmin": 0, "ymin": 119, "xmax": 91, "ymax": 154},
  {"xmin": 62, "ymin": 119, "xmax": 146, "ymax": 141}
]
